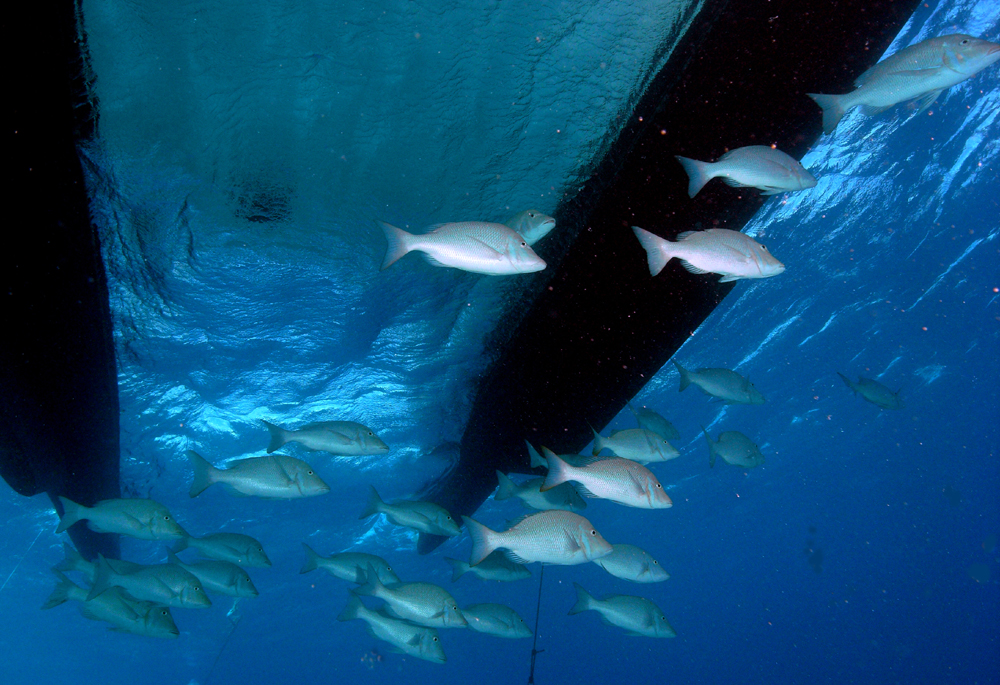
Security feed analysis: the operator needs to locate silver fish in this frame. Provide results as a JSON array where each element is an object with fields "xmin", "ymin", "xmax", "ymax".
[
  {"xmin": 187, "ymin": 450, "xmax": 330, "ymax": 499},
  {"xmin": 594, "ymin": 543, "xmax": 670, "ymax": 583},
  {"xmin": 504, "ymin": 209, "xmax": 557, "ymax": 246},
  {"xmin": 542, "ymin": 453, "xmax": 673, "ymax": 510},
  {"xmin": 463, "ymin": 510, "xmax": 613, "ymax": 566},
  {"xmin": 338, "ymin": 595, "xmax": 446, "ymax": 664},
  {"xmin": 300, "ymin": 543, "xmax": 400, "ymax": 586},
  {"xmin": 354, "ymin": 564, "xmax": 467, "ymax": 629},
  {"xmin": 495, "ymin": 470, "xmax": 587, "ymax": 512},
  {"xmin": 261, "ymin": 419, "xmax": 388, "ymax": 456},
  {"xmin": 703, "ymin": 428, "xmax": 765, "ymax": 468},
  {"xmin": 838, "ymin": 372, "xmax": 903, "ymax": 410},
  {"xmin": 589, "ymin": 429, "xmax": 679, "ymax": 464},
  {"xmin": 674, "ymin": 361, "xmax": 765, "ymax": 405},
  {"xmin": 633, "ymin": 227, "xmax": 785, "ymax": 282},
  {"xmin": 462, "ymin": 603, "xmax": 533, "ymax": 639},
  {"xmin": 809, "ymin": 34, "xmax": 1000, "ymax": 134},
  {"xmin": 627, "ymin": 403, "xmax": 680, "ymax": 440},
  {"xmin": 378, "ymin": 220, "xmax": 546, "ymax": 275},
  {"xmin": 166, "ymin": 551, "xmax": 258, "ymax": 598},
  {"xmin": 360, "ymin": 486, "xmax": 460, "ymax": 537},
  {"xmin": 172, "ymin": 532, "xmax": 271, "ymax": 568},
  {"xmin": 55, "ymin": 497, "xmax": 186, "ymax": 541},
  {"xmin": 43, "ymin": 571, "xmax": 179, "ymax": 639},
  {"xmin": 88, "ymin": 555, "xmax": 212, "ymax": 609},
  {"xmin": 569, "ymin": 583, "xmax": 676, "ymax": 638},
  {"xmin": 445, "ymin": 551, "xmax": 531, "ymax": 583},
  {"xmin": 675, "ymin": 145, "xmax": 816, "ymax": 197}
]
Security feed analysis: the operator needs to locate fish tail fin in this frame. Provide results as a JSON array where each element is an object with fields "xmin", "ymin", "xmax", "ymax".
[
  {"xmin": 378, "ymin": 221, "xmax": 413, "ymax": 271},
  {"xmin": 55, "ymin": 496, "xmax": 86, "ymax": 534},
  {"xmin": 674, "ymin": 155, "xmax": 713, "ymax": 198},
  {"xmin": 53, "ymin": 543, "xmax": 86, "ymax": 574},
  {"xmin": 836, "ymin": 372, "xmax": 856, "ymax": 394},
  {"xmin": 540, "ymin": 451, "xmax": 571, "ymax": 492},
  {"xmin": 807, "ymin": 93, "xmax": 846, "ymax": 135},
  {"xmin": 186, "ymin": 450, "xmax": 218, "ymax": 498},
  {"xmin": 568, "ymin": 582, "xmax": 594, "ymax": 615},
  {"xmin": 86, "ymin": 554, "xmax": 114, "ymax": 601},
  {"xmin": 631, "ymin": 226, "xmax": 672, "ymax": 276},
  {"xmin": 41, "ymin": 571, "xmax": 79, "ymax": 609},
  {"xmin": 701, "ymin": 425, "xmax": 716, "ymax": 468},
  {"xmin": 166, "ymin": 550, "xmax": 183, "ymax": 566},
  {"xmin": 359, "ymin": 485, "xmax": 385, "ymax": 519},
  {"xmin": 526, "ymin": 441, "xmax": 547, "ymax": 469},
  {"xmin": 353, "ymin": 563, "xmax": 385, "ymax": 597},
  {"xmin": 495, "ymin": 471, "xmax": 516, "ymax": 501},
  {"xmin": 673, "ymin": 361, "xmax": 691, "ymax": 392},
  {"xmin": 462, "ymin": 516, "xmax": 497, "ymax": 567},
  {"xmin": 261, "ymin": 420, "xmax": 288, "ymax": 453},
  {"xmin": 170, "ymin": 536, "xmax": 190, "ymax": 554},
  {"xmin": 444, "ymin": 557, "xmax": 468, "ymax": 582},
  {"xmin": 300, "ymin": 543, "xmax": 320, "ymax": 574},
  {"xmin": 337, "ymin": 594, "xmax": 363, "ymax": 622}
]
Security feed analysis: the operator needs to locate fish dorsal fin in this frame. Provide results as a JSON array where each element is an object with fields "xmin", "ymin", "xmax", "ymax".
[{"xmin": 675, "ymin": 231, "xmax": 697, "ymax": 242}]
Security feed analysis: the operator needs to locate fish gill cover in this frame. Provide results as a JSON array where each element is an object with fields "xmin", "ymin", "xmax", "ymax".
[{"xmin": 1, "ymin": 1, "xmax": 999, "ymax": 685}]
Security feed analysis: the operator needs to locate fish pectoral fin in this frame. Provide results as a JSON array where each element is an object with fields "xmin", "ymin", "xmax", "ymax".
[
  {"xmin": 406, "ymin": 635, "xmax": 424, "ymax": 647},
  {"xmin": 563, "ymin": 531, "xmax": 582, "ymax": 552},
  {"xmin": 323, "ymin": 429, "xmax": 354, "ymax": 445},
  {"xmin": 155, "ymin": 578, "xmax": 180, "ymax": 598},
  {"xmin": 469, "ymin": 237, "xmax": 506, "ymax": 259},
  {"xmin": 429, "ymin": 610, "xmax": 445, "ymax": 619}
]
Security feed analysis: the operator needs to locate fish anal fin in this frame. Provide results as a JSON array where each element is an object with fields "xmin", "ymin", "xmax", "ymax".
[
  {"xmin": 913, "ymin": 89, "xmax": 943, "ymax": 114},
  {"xmin": 503, "ymin": 550, "xmax": 530, "ymax": 565}
]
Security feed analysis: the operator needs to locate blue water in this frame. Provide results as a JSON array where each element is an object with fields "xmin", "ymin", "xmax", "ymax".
[{"xmin": 2, "ymin": 0, "xmax": 999, "ymax": 683}]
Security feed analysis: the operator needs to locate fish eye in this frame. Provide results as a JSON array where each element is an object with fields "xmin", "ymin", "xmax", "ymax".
[
  {"xmin": 653, "ymin": 560, "xmax": 659, "ymax": 565},
  {"xmin": 655, "ymin": 483, "xmax": 662, "ymax": 489},
  {"xmin": 760, "ymin": 244, "xmax": 768, "ymax": 251},
  {"xmin": 164, "ymin": 515, "xmax": 171, "ymax": 520},
  {"xmin": 433, "ymin": 637, "xmax": 439, "ymax": 643},
  {"xmin": 590, "ymin": 530, "xmax": 597, "ymax": 536},
  {"xmin": 194, "ymin": 586, "xmax": 201, "ymax": 591},
  {"xmin": 308, "ymin": 470, "xmax": 314, "ymax": 475},
  {"xmin": 520, "ymin": 241, "xmax": 527, "ymax": 247},
  {"xmin": 960, "ymin": 38, "xmax": 969, "ymax": 44},
  {"xmin": 368, "ymin": 431, "xmax": 373, "ymax": 436},
  {"xmin": 528, "ymin": 211, "xmax": 536, "ymax": 217},
  {"xmin": 161, "ymin": 610, "xmax": 169, "ymax": 616}
]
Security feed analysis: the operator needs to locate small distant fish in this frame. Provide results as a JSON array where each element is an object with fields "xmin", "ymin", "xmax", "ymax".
[
  {"xmin": 445, "ymin": 551, "xmax": 531, "ymax": 583},
  {"xmin": 633, "ymin": 227, "xmax": 785, "ymax": 282},
  {"xmin": 43, "ymin": 571, "xmax": 179, "ymax": 639},
  {"xmin": 360, "ymin": 486, "xmax": 461, "ymax": 537},
  {"xmin": 594, "ymin": 543, "xmax": 670, "ymax": 583},
  {"xmin": 166, "ymin": 551, "xmax": 258, "ymax": 598},
  {"xmin": 354, "ymin": 564, "xmax": 467, "ymax": 629},
  {"xmin": 495, "ymin": 470, "xmax": 587, "ymax": 512},
  {"xmin": 187, "ymin": 450, "xmax": 330, "ymax": 499},
  {"xmin": 675, "ymin": 146, "xmax": 817, "ymax": 197},
  {"xmin": 172, "ymin": 532, "xmax": 271, "ymax": 568},
  {"xmin": 462, "ymin": 603, "xmax": 533, "ymax": 639},
  {"xmin": 378, "ymin": 220, "xmax": 547, "ymax": 275},
  {"xmin": 808, "ymin": 34, "xmax": 1000, "ymax": 134},
  {"xmin": 674, "ymin": 361, "xmax": 765, "ymax": 405},
  {"xmin": 505, "ymin": 210, "xmax": 557, "ymax": 246},
  {"xmin": 569, "ymin": 583, "xmax": 676, "ymax": 638},
  {"xmin": 261, "ymin": 419, "xmax": 389, "ymax": 456},
  {"xmin": 53, "ymin": 543, "xmax": 96, "ymax": 583},
  {"xmin": 589, "ymin": 429, "xmax": 679, "ymax": 464},
  {"xmin": 300, "ymin": 543, "xmax": 401, "ymax": 586},
  {"xmin": 88, "ymin": 555, "xmax": 212, "ymax": 609},
  {"xmin": 463, "ymin": 510, "xmax": 613, "ymax": 566},
  {"xmin": 542, "ymin": 453, "xmax": 673, "ymax": 510},
  {"xmin": 837, "ymin": 372, "xmax": 903, "ymax": 410},
  {"xmin": 55, "ymin": 497, "xmax": 186, "ymax": 541},
  {"xmin": 703, "ymin": 428, "xmax": 765, "ymax": 468},
  {"xmin": 338, "ymin": 595, "xmax": 446, "ymax": 664},
  {"xmin": 627, "ymin": 403, "xmax": 680, "ymax": 440}
]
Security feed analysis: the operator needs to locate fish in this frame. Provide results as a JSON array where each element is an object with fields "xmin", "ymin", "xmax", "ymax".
[
  {"xmin": 378, "ymin": 220, "xmax": 547, "ymax": 275},
  {"xmin": 703, "ymin": 427, "xmax": 765, "ymax": 468},
  {"xmin": 87, "ymin": 555, "xmax": 212, "ymax": 609},
  {"xmin": 837, "ymin": 372, "xmax": 903, "ymax": 410},
  {"xmin": 261, "ymin": 419, "xmax": 389, "ymax": 456},
  {"xmin": 674, "ymin": 361, "xmax": 765, "ymax": 404},
  {"xmin": 808, "ymin": 34, "xmax": 1000, "ymax": 134},
  {"xmin": 299, "ymin": 543, "xmax": 401, "ymax": 586},
  {"xmin": 589, "ymin": 429, "xmax": 679, "ymax": 464},
  {"xmin": 627, "ymin": 403, "xmax": 680, "ymax": 440},
  {"xmin": 166, "ymin": 551, "xmax": 258, "ymax": 598},
  {"xmin": 445, "ymin": 551, "xmax": 531, "ymax": 583},
  {"xmin": 172, "ymin": 532, "xmax": 271, "ymax": 568},
  {"xmin": 354, "ymin": 564, "xmax": 467, "ymax": 629},
  {"xmin": 675, "ymin": 145, "xmax": 817, "ymax": 197},
  {"xmin": 504, "ymin": 209, "xmax": 557, "ymax": 246},
  {"xmin": 568, "ymin": 583, "xmax": 676, "ymax": 638},
  {"xmin": 526, "ymin": 442, "xmax": 592, "ymax": 469},
  {"xmin": 541, "ymin": 453, "xmax": 673, "ymax": 509},
  {"xmin": 632, "ymin": 226, "xmax": 785, "ymax": 282},
  {"xmin": 463, "ymin": 510, "xmax": 613, "ymax": 566},
  {"xmin": 494, "ymin": 470, "xmax": 587, "ymax": 512},
  {"xmin": 593, "ymin": 543, "xmax": 670, "ymax": 583},
  {"xmin": 462, "ymin": 603, "xmax": 533, "ymax": 639},
  {"xmin": 186, "ymin": 450, "xmax": 330, "ymax": 499},
  {"xmin": 55, "ymin": 497, "xmax": 186, "ymax": 541},
  {"xmin": 338, "ymin": 595, "xmax": 446, "ymax": 664},
  {"xmin": 53, "ymin": 543, "xmax": 96, "ymax": 583},
  {"xmin": 360, "ymin": 486, "xmax": 461, "ymax": 537},
  {"xmin": 42, "ymin": 571, "xmax": 180, "ymax": 639}
]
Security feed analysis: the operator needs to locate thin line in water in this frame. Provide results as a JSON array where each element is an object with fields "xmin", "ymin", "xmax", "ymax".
[{"xmin": 1, "ymin": 528, "xmax": 44, "ymax": 593}]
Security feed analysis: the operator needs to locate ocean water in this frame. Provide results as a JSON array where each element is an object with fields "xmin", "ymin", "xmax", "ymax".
[{"xmin": 2, "ymin": 0, "xmax": 999, "ymax": 684}]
